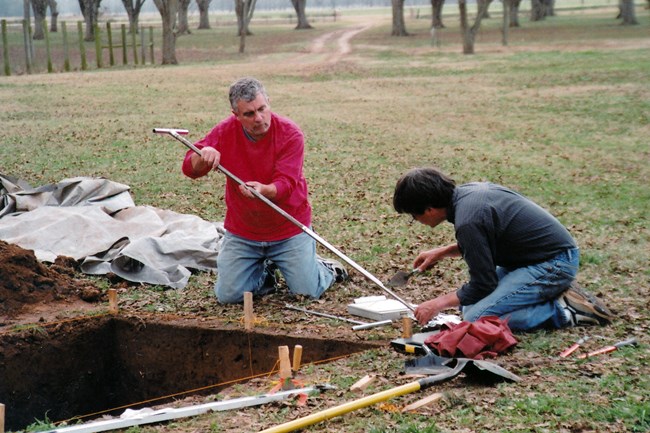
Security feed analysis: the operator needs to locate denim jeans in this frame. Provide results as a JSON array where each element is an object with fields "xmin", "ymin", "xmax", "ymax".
[
  {"xmin": 461, "ymin": 247, "xmax": 579, "ymax": 331},
  {"xmin": 215, "ymin": 230, "xmax": 335, "ymax": 304}
]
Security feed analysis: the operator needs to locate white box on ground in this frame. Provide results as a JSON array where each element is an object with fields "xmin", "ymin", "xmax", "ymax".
[{"xmin": 347, "ymin": 295, "xmax": 411, "ymax": 321}]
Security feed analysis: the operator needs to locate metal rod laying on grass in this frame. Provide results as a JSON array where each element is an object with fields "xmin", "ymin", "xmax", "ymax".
[{"xmin": 153, "ymin": 127, "xmax": 415, "ymax": 311}]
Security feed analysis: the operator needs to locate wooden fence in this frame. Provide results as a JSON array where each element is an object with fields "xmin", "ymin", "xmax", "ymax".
[{"xmin": 1, "ymin": 19, "xmax": 155, "ymax": 76}]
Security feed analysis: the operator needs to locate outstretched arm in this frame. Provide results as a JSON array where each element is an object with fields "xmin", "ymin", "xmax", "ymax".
[
  {"xmin": 413, "ymin": 243, "xmax": 461, "ymax": 271},
  {"xmin": 415, "ymin": 291, "xmax": 461, "ymax": 325}
]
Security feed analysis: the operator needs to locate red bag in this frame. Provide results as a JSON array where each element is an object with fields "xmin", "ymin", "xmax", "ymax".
[{"xmin": 424, "ymin": 316, "xmax": 518, "ymax": 359}]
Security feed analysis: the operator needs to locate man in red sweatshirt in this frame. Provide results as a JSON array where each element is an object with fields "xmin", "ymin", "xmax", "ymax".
[{"xmin": 182, "ymin": 77, "xmax": 347, "ymax": 303}]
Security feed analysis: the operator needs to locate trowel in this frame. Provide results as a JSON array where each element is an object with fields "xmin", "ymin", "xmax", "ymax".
[{"xmin": 387, "ymin": 268, "xmax": 421, "ymax": 287}]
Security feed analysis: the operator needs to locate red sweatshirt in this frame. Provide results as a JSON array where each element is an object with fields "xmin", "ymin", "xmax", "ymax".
[{"xmin": 182, "ymin": 113, "xmax": 311, "ymax": 241}]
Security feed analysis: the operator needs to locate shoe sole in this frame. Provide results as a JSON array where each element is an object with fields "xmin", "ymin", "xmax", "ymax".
[{"xmin": 565, "ymin": 285, "xmax": 613, "ymax": 322}]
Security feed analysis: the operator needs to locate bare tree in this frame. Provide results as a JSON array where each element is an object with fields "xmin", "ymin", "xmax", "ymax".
[
  {"xmin": 291, "ymin": 0, "xmax": 313, "ymax": 29},
  {"xmin": 509, "ymin": 0, "xmax": 521, "ymax": 27},
  {"xmin": 431, "ymin": 0, "xmax": 445, "ymax": 29},
  {"xmin": 480, "ymin": 0, "xmax": 493, "ymax": 19},
  {"xmin": 530, "ymin": 0, "xmax": 552, "ymax": 21},
  {"xmin": 31, "ymin": 0, "xmax": 48, "ymax": 40},
  {"xmin": 391, "ymin": 0, "xmax": 408, "ymax": 36},
  {"xmin": 177, "ymin": 0, "xmax": 192, "ymax": 34},
  {"xmin": 121, "ymin": 0, "xmax": 146, "ymax": 34},
  {"xmin": 235, "ymin": 0, "xmax": 256, "ymax": 38},
  {"xmin": 501, "ymin": 0, "xmax": 515, "ymax": 45},
  {"xmin": 458, "ymin": 0, "xmax": 490, "ymax": 54},
  {"xmin": 196, "ymin": 0, "xmax": 212, "ymax": 29},
  {"xmin": 48, "ymin": 0, "xmax": 59, "ymax": 32},
  {"xmin": 237, "ymin": 0, "xmax": 256, "ymax": 52},
  {"xmin": 153, "ymin": 0, "xmax": 179, "ymax": 64},
  {"xmin": 547, "ymin": 0, "xmax": 555, "ymax": 16},
  {"xmin": 618, "ymin": 0, "xmax": 638, "ymax": 24},
  {"xmin": 79, "ymin": 0, "xmax": 102, "ymax": 41}
]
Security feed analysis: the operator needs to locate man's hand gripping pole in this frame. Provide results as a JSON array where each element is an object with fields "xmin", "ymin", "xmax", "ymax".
[{"xmin": 153, "ymin": 127, "xmax": 415, "ymax": 312}]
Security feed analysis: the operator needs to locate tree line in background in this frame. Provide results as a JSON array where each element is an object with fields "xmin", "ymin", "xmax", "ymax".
[{"xmin": 11, "ymin": 0, "xmax": 644, "ymax": 68}]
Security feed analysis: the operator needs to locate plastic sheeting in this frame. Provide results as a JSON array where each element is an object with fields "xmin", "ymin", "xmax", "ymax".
[{"xmin": 0, "ymin": 174, "xmax": 223, "ymax": 289}]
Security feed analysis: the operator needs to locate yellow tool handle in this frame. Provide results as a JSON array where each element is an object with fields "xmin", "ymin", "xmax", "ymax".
[{"xmin": 259, "ymin": 381, "xmax": 422, "ymax": 433}]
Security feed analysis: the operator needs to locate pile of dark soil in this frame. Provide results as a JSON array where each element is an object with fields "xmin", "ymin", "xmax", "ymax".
[{"xmin": 0, "ymin": 240, "xmax": 102, "ymax": 320}]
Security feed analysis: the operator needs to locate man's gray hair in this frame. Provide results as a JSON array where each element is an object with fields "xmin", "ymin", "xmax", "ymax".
[{"xmin": 229, "ymin": 77, "xmax": 269, "ymax": 112}]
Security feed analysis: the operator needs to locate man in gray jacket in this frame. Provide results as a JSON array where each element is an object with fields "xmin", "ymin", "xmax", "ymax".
[{"xmin": 393, "ymin": 167, "xmax": 612, "ymax": 331}]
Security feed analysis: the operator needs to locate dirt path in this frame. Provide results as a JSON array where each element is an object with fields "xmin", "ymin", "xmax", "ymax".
[{"xmin": 307, "ymin": 22, "xmax": 376, "ymax": 64}]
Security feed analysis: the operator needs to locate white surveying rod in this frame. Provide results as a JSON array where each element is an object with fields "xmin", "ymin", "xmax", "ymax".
[{"xmin": 153, "ymin": 127, "xmax": 415, "ymax": 311}]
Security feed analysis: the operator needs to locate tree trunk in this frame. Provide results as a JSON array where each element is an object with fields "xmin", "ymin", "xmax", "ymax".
[
  {"xmin": 480, "ymin": 0, "xmax": 493, "ymax": 19},
  {"xmin": 196, "ymin": 0, "xmax": 212, "ymax": 29},
  {"xmin": 458, "ymin": 0, "xmax": 490, "ymax": 54},
  {"xmin": 121, "ymin": 0, "xmax": 146, "ymax": 34},
  {"xmin": 177, "ymin": 0, "xmax": 191, "ymax": 34},
  {"xmin": 31, "ymin": 0, "xmax": 48, "ymax": 40},
  {"xmin": 79, "ymin": 0, "xmax": 102, "ymax": 41},
  {"xmin": 291, "ymin": 0, "xmax": 313, "ymax": 29},
  {"xmin": 530, "ymin": 0, "xmax": 546, "ymax": 21},
  {"xmin": 153, "ymin": 0, "xmax": 179, "ymax": 64},
  {"xmin": 48, "ymin": 0, "xmax": 59, "ymax": 32},
  {"xmin": 430, "ymin": 0, "xmax": 445, "ymax": 28},
  {"xmin": 391, "ymin": 0, "xmax": 408, "ymax": 36},
  {"xmin": 619, "ymin": 0, "xmax": 638, "ymax": 24},
  {"xmin": 547, "ymin": 0, "xmax": 555, "ymax": 16},
  {"xmin": 235, "ymin": 0, "xmax": 254, "ymax": 36},
  {"xmin": 509, "ymin": 0, "xmax": 520, "ymax": 27},
  {"xmin": 458, "ymin": 0, "xmax": 472, "ymax": 53},
  {"xmin": 501, "ymin": 0, "xmax": 511, "ymax": 45}
]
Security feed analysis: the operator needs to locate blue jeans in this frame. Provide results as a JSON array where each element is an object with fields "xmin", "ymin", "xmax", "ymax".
[
  {"xmin": 462, "ymin": 248, "xmax": 579, "ymax": 331},
  {"xmin": 215, "ymin": 230, "xmax": 335, "ymax": 304}
]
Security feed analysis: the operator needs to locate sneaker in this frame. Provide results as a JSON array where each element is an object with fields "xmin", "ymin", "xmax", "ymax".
[
  {"xmin": 558, "ymin": 283, "xmax": 613, "ymax": 326},
  {"xmin": 317, "ymin": 255, "xmax": 349, "ymax": 283},
  {"xmin": 256, "ymin": 260, "xmax": 279, "ymax": 296}
]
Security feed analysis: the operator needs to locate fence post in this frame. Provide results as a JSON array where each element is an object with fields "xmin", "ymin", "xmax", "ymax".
[
  {"xmin": 44, "ymin": 19, "xmax": 53, "ymax": 73},
  {"xmin": 140, "ymin": 26, "xmax": 146, "ymax": 65},
  {"xmin": 22, "ymin": 19, "xmax": 32, "ymax": 74},
  {"xmin": 78, "ymin": 21, "xmax": 87, "ymax": 70},
  {"xmin": 149, "ymin": 26, "xmax": 154, "ymax": 64},
  {"xmin": 62, "ymin": 21, "xmax": 70, "ymax": 71},
  {"xmin": 131, "ymin": 27, "xmax": 138, "ymax": 65},
  {"xmin": 121, "ymin": 24, "xmax": 127, "ymax": 65},
  {"xmin": 94, "ymin": 23, "xmax": 102, "ymax": 68},
  {"xmin": 1, "ymin": 20, "xmax": 10, "ymax": 76},
  {"xmin": 106, "ymin": 22, "xmax": 115, "ymax": 66}
]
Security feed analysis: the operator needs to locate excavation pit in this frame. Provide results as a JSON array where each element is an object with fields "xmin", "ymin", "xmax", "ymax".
[{"xmin": 0, "ymin": 315, "xmax": 384, "ymax": 431}]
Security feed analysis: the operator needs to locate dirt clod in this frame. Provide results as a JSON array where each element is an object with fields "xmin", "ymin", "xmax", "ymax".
[{"xmin": 0, "ymin": 240, "xmax": 100, "ymax": 318}]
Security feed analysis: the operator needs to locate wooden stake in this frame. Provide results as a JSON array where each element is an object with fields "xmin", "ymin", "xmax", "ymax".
[
  {"xmin": 278, "ymin": 346, "xmax": 292, "ymax": 380},
  {"xmin": 244, "ymin": 292, "xmax": 254, "ymax": 331},
  {"xmin": 401, "ymin": 392, "xmax": 444, "ymax": 412},
  {"xmin": 350, "ymin": 374, "xmax": 376, "ymax": 393},
  {"xmin": 292, "ymin": 345, "xmax": 303, "ymax": 373},
  {"xmin": 108, "ymin": 289, "xmax": 118, "ymax": 315},
  {"xmin": 401, "ymin": 314, "xmax": 412, "ymax": 339},
  {"xmin": 0, "ymin": 403, "xmax": 5, "ymax": 433}
]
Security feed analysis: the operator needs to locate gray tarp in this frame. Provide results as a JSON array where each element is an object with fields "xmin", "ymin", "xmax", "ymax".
[{"xmin": 0, "ymin": 174, "xmax": 223, "ymax": 289}]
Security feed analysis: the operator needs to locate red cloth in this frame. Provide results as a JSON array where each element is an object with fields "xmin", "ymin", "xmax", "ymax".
[{"xmin": 424, "ymin": 316, "xmax": 518, "ymax": 360}]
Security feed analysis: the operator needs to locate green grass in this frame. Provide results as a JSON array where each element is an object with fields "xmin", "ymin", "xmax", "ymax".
[{"xmin": 2, "ymin": 5, "xmax": 649, "ymax": 433}]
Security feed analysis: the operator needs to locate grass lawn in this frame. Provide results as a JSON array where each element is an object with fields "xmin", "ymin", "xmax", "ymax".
[{"xmin": 1, "ymin": 5, "xmax": 649, "ymax": 433}]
